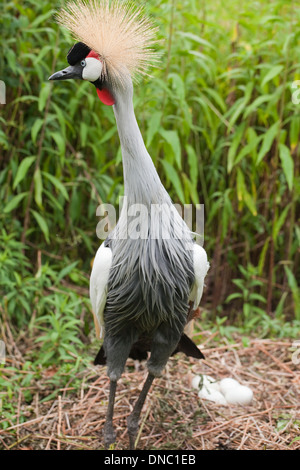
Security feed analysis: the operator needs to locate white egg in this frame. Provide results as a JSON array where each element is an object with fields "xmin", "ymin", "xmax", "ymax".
[
  {"xmin": 198, "ymin": 387, "xmax": 227, "ymax": 405},
  {"xmin": 224, "ymin": 385, "xmax": 253, "ymax": 405},
  {"xmin": 219, "ymin": 377, "xmax": 240, "ymax": 394}
]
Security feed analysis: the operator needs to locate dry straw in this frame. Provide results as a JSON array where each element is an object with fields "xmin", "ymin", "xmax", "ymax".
[{"xmin": 1, "ymin": 319, "xmax": 299, "ymax": 450}]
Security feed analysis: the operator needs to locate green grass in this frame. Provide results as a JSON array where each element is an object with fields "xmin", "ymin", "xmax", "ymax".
[{"xmin": 0, "ymin": 0, "xmax": 299, "ymax": 432}]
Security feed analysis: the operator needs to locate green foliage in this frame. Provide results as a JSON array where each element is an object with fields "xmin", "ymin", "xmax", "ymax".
[
  {"xmin": 226, "ymin": 264, "xmax": 300, "ymax": 337},
  {"xmin": 0, "ymin": 0, "xmax": 299, "ymax": 389},
  {"xmin": 34, "ymin": 299, "xmax": 82, "ymax": 364}
]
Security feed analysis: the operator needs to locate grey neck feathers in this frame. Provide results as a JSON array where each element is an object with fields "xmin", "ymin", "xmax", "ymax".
[
  {"xmin": 110, "ymin": 79, "xmax": 193, "ymax": 244},
  {"xmin": 113, "ymin": 87, "xmax": 170, "ymax": 207}
]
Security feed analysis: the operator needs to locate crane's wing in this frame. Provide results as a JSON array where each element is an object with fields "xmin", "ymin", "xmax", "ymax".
[
  {"xmin": 89, "ymin": 243, "xmax": 112, "ymax": 339},
  {"xmin": 189, "ymin": 244, "xmax": 209, "ymax": 309}
]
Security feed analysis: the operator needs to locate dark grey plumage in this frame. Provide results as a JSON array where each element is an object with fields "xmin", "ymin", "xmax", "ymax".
[{"xmin": 104, "ymin": 230, "xmax": 194, "ymax": 335}]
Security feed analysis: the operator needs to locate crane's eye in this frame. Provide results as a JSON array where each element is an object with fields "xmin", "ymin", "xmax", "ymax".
[{"xmin": 81, "ymin": 60, "xmax": 86, "ymax": 67}]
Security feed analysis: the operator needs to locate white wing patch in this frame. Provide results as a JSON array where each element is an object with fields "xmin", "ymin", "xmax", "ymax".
[
  {"xmin": 189, "ymin": 244, "xmax": 209, "ymax": 309},
  {"xmin": 89, "ymin": 243, "xmax": 112, "ymax": 339}
]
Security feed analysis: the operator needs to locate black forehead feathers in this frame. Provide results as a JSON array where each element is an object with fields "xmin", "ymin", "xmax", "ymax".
[{"xmin": 67, "ymin": 42, "xmax": 91, "ymax": 65}]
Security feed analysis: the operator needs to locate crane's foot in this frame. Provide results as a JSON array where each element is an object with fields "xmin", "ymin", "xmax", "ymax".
[{"xmin": 103, "ymin": 422, "xmax": 116, "ymax": 449}]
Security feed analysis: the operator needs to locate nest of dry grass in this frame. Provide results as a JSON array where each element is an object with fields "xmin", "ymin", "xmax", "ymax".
[{"xmin": 1, "ymin": 330, "xmax": 299, "ymax": 450}]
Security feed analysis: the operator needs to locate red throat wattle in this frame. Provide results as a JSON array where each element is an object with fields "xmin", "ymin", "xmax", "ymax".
[
  {"xmin": 96, "ymin": 88, "xmax": 115, "ymax": 106},
  {"xmin": 86, "ymin": 50, "xmax": 115, "ymax": 106}
]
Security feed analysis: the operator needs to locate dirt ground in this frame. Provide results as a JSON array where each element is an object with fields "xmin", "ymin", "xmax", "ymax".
[{"xmin": 0, "ymin": 331, "xmax": 299, "ymax": 450}]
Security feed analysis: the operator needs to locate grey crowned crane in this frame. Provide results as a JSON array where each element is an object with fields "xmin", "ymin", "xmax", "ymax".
[{"xmin": 49, "ymin": 0, "xmax": 209, "ymax": 450}]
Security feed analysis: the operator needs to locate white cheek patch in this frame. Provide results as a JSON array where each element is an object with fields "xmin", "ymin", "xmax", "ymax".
[{"xmin": 82, "ymin": 57, "xmax": 103, "ymax": 82}]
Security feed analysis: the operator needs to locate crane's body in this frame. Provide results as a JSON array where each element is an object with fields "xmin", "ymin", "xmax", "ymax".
[{"xmin": 49, "ymin": 0, "xmax": 209, "ymax": 449}]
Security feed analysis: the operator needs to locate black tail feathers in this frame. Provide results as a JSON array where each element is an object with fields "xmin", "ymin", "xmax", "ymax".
[{"xmin": 94, "ymin": 333, "xmax": 204, "ymax": 365}]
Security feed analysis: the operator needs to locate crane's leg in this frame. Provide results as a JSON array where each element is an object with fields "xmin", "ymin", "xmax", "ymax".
[
  {"xmin": 127, "ymin": 372, "xmax": 155, "ymax": 450},
  {"xmin": 126, "ymin": 319, "xmax": 184, "ymax": 449},
  {"xmin": 103, "ymin": 379, "xmax": 117, "ymax": 448},
  {"xmin": 102, "ymin": 328, "xmax": 139, "ymax": 448}
]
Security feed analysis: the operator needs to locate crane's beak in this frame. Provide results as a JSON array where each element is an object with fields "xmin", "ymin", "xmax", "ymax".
[{"xmin": 49, "ymin": 64, "xmax": 83, "ymax": 81}]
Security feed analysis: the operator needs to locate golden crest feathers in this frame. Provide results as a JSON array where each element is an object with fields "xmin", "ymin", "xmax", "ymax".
[{"xmin": 56, "ymin": 0, "xmax": 160, "ymax": 84}]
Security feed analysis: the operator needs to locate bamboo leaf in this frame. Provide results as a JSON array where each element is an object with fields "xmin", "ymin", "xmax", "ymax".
[
  {"xmin": 243, "ymin": 94, "xmax": 272, "ymax": 118},
  {"xmin": 272, "ymin": 204, "xmax": 290, "ymax": 241},
  {"xmin": 31, "ymin": 210, "xmax": 50, "ymax": 244},
  {"xmin": 234, "ymin": 134, "xmax": 262, "ymax": 167},
  {"xmin": 256, "ymin": 121, "xmax": 280, "ymax": 165},
  {"xmin": 51, "ymin": 131, "xmax": 66, "ymax": 156},
  {"xmin": 278, "ymin": 144, "xmax": 294, "ymax": 191},
  {"xmin": 56, "ymin": 261, "xmax": 78, "ymax": 285},
  {"xmin": 204, "ymin": 88, "xmax": 227, "ymax": 113},
  {"xmin": 99, "ymin": 126, "xmax": 117, "ymax": 144},
  {"xmin": 236, "ymin": 168, "xmax": 245, "ymax": 202},
  {"xmin": 13, "ymin": 156, "xmax": 36, "ymax": 189},
  {"xmin": 178, "ymin": 32, "xmax": 216, "ymax": 50},
  {"xmin": 236, "ymin": 169, "xmax": 257, "ymax": 215},
  {"xmin": 38, "ymin": 82, "xmax": 51, "ymax": 112},
  {"xmin": 185, "ymin": 144, "xmax": 198, "ymax": 186},
  {"xmin": 249, "ymin": 293, "xmax": 266, "ymax": 303},
  {"xmin": 31, "ymin": 118, "xmax": 44, "ymax": 145},
  {"xmin": 146, "ymin": 111, "xmax": 163, "ymax": 147},
  {"xmin": 169, "ymin": 73, "xmax": 185, "ymax": 101},
  {"xmin": 160, "ymin": 129, "xmax": 181, "ymax": 169},
  {"xmin": 4, "ymin": 192, "xmax": 28, "ymax": 213},
  {"xmin": 227, "ymin": 83, "xmax": 253, "ymax": 131},
  {"xmin": 161, "ymin": 160, "xmax": 185, "ymax": 203},
  {"xmin": 30, "ymin": 9, "xmax": 56, "ymax": 28},
  {"xmin": 228, "ymin": 123, "xmax": 246, "ymax": 173},
  {"xmin": 243, "ymin": 189, "xmax": 257, "ymax": 216},
  {"xmin": 274, "ymin": 292, "xmax": 288, "ymax": 318},
  {"xmin": 226, "ymin": 292, "xmax": 243, "ymax": 302},
  {"xmin": 258, "ymin": 237, "xmax": 270, "ymax": 275},
  {"xmin": 34, "ymin": 168, "xmax": 43, "ymax": 209},
  {"xmin": 261, "ymin": 65, "xmax": 283, "ymax": 88},
  {"xmin": 228, "ymin": 97, "xmax": 246, "ymax": 131},
  {"xmin": 42, "ymin": 171, "xmax": 69, "ymax": 201}
]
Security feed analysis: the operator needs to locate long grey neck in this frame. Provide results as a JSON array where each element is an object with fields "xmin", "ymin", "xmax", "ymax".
[{"xmin": 113, "ymin": 91, "xmax": 170, "ymax": 207}]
